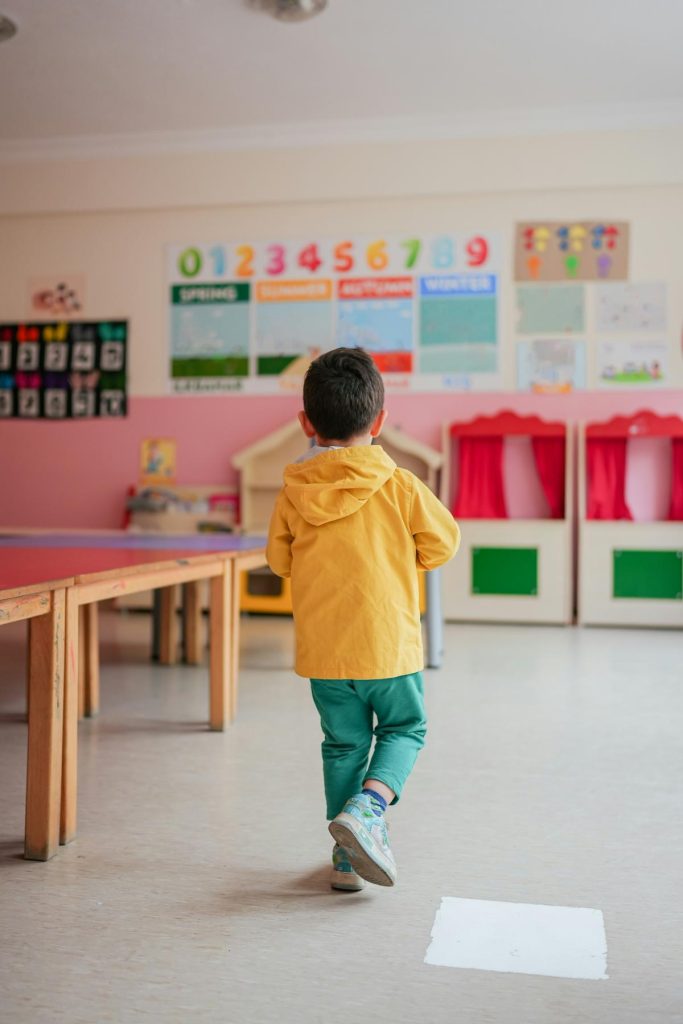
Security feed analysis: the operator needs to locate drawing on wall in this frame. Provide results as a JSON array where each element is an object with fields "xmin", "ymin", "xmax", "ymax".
[
  {"xmin": 514, "ymin": 222, "xmax": 629, "ymax": 282},
  {"xmin": 29, "ymin": 275, "xmax": 85, "ymax": 317},
  {"xmin": 597, "ymin": 340, "xmax": 668, "ymax": 386},
  {"xmin": 516, "ymin": 284, "xmax": 585, "ymax": 334},
  {"xmin": 167, "ymin": 235, "xmax": 500, "ymax": 393},
  {"xmin": 0, "ymin": 320, "xmax": 127, "ymax": 419},
  {"xmin": 595, "ymin": 282, "xmax": 667, "ymax": 332},
  {"xmin": 516, "ymin": 338, "xmax": 586, "ymax": 393}
]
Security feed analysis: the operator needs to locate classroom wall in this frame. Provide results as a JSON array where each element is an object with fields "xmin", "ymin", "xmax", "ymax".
[{"xmin": 1, "ymin": 127, "xmax": 682, "ymax": 527}]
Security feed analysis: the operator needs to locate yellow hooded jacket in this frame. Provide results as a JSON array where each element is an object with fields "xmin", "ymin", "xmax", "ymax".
[{"xmin": 267, "ymin": 445, "xmax": 460, "ymax": 680}]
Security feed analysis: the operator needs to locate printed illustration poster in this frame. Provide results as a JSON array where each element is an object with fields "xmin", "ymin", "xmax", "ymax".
[
  {"xmin": 336, "ymin": 277, "xmax": 414, "ymax": 372},
  {"xmin": 596, "ymin": 340, "xmax": 668, "ymax": 387},
  {"xmin": 140, "ymin": 438, "xmax": 176, "ymax": 485},
  {"xmin": 516, "ymin": 284, "xmax": 585, "ymax": 334},
  {"xmin": 595, "ymin": 282, "xmax": 667, "ymax": 332},
  {"xmin": 514, "ymin": 222, "xmax": 629, "ymax": 282},
  {"xmin": 170, "ymin": 283, "xmax": 250, "ymax": 380},
  {"xmin": 418, "ymin": 273, "xmax": 498, "ymax": 375},
  {"xmin": 167, "ymin": 235, "xmax": 500, "ymax": 393},
  {"xmin": 255, "ymin": 278, "xmax": 333, "ymax": 377},
  {"xmin": 517, "ymin": 339, "xmax": 586, "ymax": 393},
  {"xmin": 0, "ymin": 320, "xmax": 127, "ymax": 419}
]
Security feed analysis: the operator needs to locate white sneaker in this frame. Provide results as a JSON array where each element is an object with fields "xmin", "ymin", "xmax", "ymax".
[{"xmin": 330, "ymin": 843, "xmax": 366, "ymax": 891}]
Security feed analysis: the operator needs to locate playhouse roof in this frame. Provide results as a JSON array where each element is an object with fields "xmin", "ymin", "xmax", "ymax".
[{"xmin": 232, "ymin": 420, "xmax": 443, "ymax": 469}]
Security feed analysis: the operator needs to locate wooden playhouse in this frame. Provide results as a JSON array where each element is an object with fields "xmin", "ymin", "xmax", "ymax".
[
  {"xmin": 577, "ymin": 410, "xmax": 683, "ymax": 627},
  {"xmin": 440, "ymin": 411, "xmax": 574, "ymax": 624}
]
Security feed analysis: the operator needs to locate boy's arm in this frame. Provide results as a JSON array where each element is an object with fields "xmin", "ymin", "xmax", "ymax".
[
  {"xmin": 266, "ymin": 493, "xmax": 293, "ymax": 579},
  {"xmin": 410, "ymin": 476, "xmax": 460, "ymax": 570}
]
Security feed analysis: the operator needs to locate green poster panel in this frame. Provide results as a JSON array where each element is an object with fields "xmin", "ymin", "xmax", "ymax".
[
  {"xmin": 613, "ymin": 550, "xmax": 683, "ymax": 600},
  {"xmin": 471, "ymin": 547, "xmax": 538, "ymax": 596}
]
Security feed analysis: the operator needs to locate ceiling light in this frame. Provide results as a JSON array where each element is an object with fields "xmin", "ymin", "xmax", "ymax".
[
  {"xmin": 247, "ymin": 0, "xmax": 328, "ymax": 23},
  {"xmin": 0, "ymin": 13, "xmax": 17, "ymax": 43}
]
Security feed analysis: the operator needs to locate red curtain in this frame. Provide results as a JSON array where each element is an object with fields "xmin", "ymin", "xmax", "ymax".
[
  {"xmin": 669, "ymin": 438, "xmax": 683, "ymax": 521},
  {"xmin": 586, "ymin": 438, "xmax": 633, "ymax": 520},
  {"xmin": 531, "ymin": 437, "xmax": 566, "ymax": 519},
  {"xmin": 453, "ymin": 436, "xmax": 508, "ymax": 518}
]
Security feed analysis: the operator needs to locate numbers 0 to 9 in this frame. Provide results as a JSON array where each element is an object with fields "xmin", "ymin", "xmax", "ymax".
[{"xmin": 176, "ymin": 237, "xmax": 489, "ymax": 279}]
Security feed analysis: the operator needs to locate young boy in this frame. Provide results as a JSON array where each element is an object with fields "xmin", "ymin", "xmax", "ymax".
[{"xmin": 267, "ymin": 348, "xmax": 459, "ymax": 891}]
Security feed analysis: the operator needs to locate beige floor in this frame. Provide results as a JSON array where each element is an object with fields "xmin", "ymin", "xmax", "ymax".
[{"xmin": 0, "ymin": 611, "xmax": 682, "ymax": 1024}]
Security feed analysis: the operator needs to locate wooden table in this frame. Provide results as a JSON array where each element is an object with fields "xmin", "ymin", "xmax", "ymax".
[
  {"xmin": 0, "ymin": 557, "xmax": 75, "ymax": 861},
  {"xmin": 0, "ymin": 535, "xmax": 266, "ymax": 860}
]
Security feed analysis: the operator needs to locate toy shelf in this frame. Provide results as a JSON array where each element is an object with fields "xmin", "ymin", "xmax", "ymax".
[
  {"xmin": 578, "ymin": 410, "xmax": 683, "ymax": 627},
  {"xmin": 440, "ymin": 411, "xmax": 574, "ymax": 625}
]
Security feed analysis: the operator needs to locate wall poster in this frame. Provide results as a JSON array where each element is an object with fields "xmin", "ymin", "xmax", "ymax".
[
  {"xmin": 597, "ymin": 340, "xmax": 668, "ymax": 387},
  {"xmin": 0, "ymin": 320, "xmax": 128, "ymax": 419},
  {"xmin": 514, "ymin": 222, "xmax": 629, "ymax": 282},
  {"xmin": 516, "ymin": 338, "xmax": 586, "ymax": 394},
  {"xmin": 167, "ymin": 234, "xmax": 500, "ymax": 393}
]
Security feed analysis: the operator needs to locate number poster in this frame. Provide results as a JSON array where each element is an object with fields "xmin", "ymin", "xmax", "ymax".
[
  {"xmin": 514, "ymin": 222, "xmax": 629, "ymax": 282},
  {"xmin": 0, "ymin": 320, "xmax": 127, "ymax": 419},
  {"xmin": 168, "ymin": 234, "xmax": 500, "ymax": 393}
]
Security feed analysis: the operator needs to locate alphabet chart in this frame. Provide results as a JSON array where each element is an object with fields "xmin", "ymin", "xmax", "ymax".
[
  {"xmin": 167, "ymin": 234, "xmax": 501, "ymax": 393},
  {"xmin": 0, "ymin": 320, "xmax": 128, "ymax": 419}
]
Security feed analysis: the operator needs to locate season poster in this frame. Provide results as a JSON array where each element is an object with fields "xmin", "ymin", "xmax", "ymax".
[
  {"xmin": 167, "ymin": 234, "xmax": 501, "ymax": 393},
  {"xmin": 0, "ymin": 320, "xmax": 127, "ymax": 419}
]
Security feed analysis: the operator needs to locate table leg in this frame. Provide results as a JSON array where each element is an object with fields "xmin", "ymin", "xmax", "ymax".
[
  {"xmin": 151, "ymin": 589, "xmax": 161, "ymax": 661},
  {"xmin": 159, "ymin": 586, "xmax": 178, "ymax": 665},
  {"xmin": 425, "ymin": 568, "xmax": 444, "ymax": 670},
  {"xmin": 182, "ymin": 581, "xmax": 203, "ymax": 665},
  {"xmin": 25, "ymin": 619, "xmax": 31, "ymax": 722},
  {"xmin": 78, "ymin": 605, "xmax": 86, "ymax": 719},
  {"xmin": 209, "ymin": 563, "xmax": 232, "ymax": 731},
  {"xmin": 83, "ymin": 602, "xmax": 100, "ymax": 717},
  {"xmin": 60, "ymin": 589, "xmax": 80, "ymax": 845},
  {"xmin": 229, "ymin": 564, "xmax": 241, "ymax": 721},
  {"xmin": 25, "ymin": 589, "xmax": 65, "ymax": 861}
]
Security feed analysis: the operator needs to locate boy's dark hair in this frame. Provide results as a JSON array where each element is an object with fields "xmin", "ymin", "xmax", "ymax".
[{"xmin": 303, "ymin": 348, "xmax": 384, "ymax": 441}]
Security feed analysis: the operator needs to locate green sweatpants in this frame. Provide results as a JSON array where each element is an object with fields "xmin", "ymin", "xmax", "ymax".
[{"xmin": 310, "ymin": 672, "xmax": 427, "ymax": 820}]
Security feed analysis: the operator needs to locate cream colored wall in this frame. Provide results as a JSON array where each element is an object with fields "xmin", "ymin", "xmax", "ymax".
[
  {"xmin": 1, "ymin": 126, "xmax": 682, "ymax": 396},
  {"xmin": 2, "ymin": 126, "xmax": 683, "ymax": 214}
]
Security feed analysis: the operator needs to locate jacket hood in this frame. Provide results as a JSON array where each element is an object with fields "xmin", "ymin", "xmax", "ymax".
[{"xmin": 283, "ymin": 445, "xmax": 397, "ymax": 526}]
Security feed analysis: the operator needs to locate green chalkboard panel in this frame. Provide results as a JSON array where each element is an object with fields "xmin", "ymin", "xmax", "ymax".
[
  {"xmin": 471, "ymin": 547, "xmax": 538, "ymax": 596},
  {"xmin": 613, "ymin": 550, "xmax": 683, "ymax": 600}
]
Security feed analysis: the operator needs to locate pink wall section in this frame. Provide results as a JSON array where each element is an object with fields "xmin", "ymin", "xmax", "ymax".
[{"xmin": 0, "ymin": 390, "xmax": 681, "ymax": 529}]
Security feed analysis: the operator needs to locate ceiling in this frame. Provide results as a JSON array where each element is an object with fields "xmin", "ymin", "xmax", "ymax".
[{"xmin": 1, "ymin": 0, "xmax": 683, "ymax": 152}]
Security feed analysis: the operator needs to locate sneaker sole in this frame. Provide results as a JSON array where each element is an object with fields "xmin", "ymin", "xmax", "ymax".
[
  {"xmin": 328, "ymin": 815, "xmax": 396, "ymax": 887},
  {"xmin": 331, "ymin": 872, "xmax": 365, "ymax": 892}
]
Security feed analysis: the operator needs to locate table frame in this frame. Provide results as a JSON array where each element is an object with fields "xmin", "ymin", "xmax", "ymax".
[
  {"xmin": 60, "ymin": 554, "xmax": 238, "ymax": 847},
  {"xmin": 1, "ymin": 578, "xmax": 72, "ymax": 861}
]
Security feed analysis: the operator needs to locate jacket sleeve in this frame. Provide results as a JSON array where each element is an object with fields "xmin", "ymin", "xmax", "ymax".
[
  {"xmin": 266, "ymin": 492, "xmax": 293, "ymax": 579},
  {"xmin": 410, "ymin": 476, "xmax": 460, "ymax": 571}
]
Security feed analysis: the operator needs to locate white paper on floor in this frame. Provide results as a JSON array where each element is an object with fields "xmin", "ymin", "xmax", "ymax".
[{"xmin": 425, "ymin": 897, "xmax": 608, "ymax": 980}]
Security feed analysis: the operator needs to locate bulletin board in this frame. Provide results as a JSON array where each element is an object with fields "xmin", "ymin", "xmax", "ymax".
[
  {"xmin": 165, "ymin": 221, "xmax": 677, "ymax": 396},
  {"xmin": 167, "ymin": 234, "xmax": 501, "ymax": 394},
  {"xmin": 0, "ymin": 320, "xmax": 128, "ymax": 419},
  {"xmin": 512, "ymin": 221, "xmax": 671, "ymax": 394}
]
